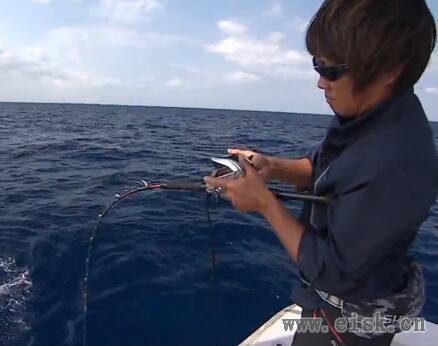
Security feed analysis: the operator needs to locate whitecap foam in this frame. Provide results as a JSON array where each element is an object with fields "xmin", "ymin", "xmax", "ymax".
[{"xmin": 0, "ymin": 256, "xmax": 33, "ymax": 345}]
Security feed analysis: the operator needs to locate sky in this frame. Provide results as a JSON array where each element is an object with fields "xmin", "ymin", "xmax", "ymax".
[{"xmin": 1, "ymin": 0, "xmax": 438, "ymax": 120}]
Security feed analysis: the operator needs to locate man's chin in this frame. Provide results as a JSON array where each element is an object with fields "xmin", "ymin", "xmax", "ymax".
[{"xmin": 329, "ymin": 104, "xmax": 338, "ymax": 114}]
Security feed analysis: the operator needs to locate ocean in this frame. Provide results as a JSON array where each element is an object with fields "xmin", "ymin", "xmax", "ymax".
[{"xmin": 0, "ymin": 102, "xmax": 437, "ymax": 346}]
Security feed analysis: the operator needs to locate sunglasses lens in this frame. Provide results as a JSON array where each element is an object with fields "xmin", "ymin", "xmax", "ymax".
[
  {"xmin": 319, "ymin": 67, "xmax": 339, "ymax": 81},
  {"xmin": 313, "ymin": 57, "xmax": 347, "ymax": 82}
]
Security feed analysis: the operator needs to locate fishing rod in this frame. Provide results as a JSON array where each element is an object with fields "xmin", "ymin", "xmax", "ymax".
[
  {"xmin": 82, "ymin": 154, "xmax": 328, "ymax": 346},
  {"xmin": 93, "ymin": 154, "xmax": 328, "ymax": 221}
]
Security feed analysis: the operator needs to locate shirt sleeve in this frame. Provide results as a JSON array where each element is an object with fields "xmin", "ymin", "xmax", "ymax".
[
  {"xmin": 297, "ymin": 161, "xmax": 437, "ymax": 295},
  {"xmin": 306, "ymin": 143, "xmax": 322, "ymax": 166}
]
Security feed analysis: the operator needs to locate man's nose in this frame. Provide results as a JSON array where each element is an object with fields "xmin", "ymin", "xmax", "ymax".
[{"xmin": 317, "ymin": 75, "xmax": 328, "ymax": 90}]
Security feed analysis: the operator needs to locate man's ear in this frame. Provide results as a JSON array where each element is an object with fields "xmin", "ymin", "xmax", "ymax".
[{"xmin": 382, "ymin": 64, "xmax": 405, "ymax": 87}]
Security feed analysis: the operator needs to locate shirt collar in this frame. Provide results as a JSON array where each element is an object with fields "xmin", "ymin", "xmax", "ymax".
[{"xmin": 325, "ymin": 87, "xmax": 414, "ymax": 148}]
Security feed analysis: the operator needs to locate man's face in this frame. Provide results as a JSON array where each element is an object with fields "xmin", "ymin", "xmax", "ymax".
[
  {"xmin": 319, "ymin": 75, "xmax": 357, "ymax": 117},
  {"xmin": 316, "ymin": 57, "xmax": 390, "ymax": 118}
]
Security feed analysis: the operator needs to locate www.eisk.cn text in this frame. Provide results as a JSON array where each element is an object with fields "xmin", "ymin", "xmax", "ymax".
[{"xmin": 282, "ymin": 314, "xmax": 426, "ymax": 334}]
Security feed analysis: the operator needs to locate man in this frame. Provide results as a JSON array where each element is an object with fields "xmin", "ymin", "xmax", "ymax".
[{"xmin": 204, "ymin": 0, "xmax": 438, "ymax": 345}]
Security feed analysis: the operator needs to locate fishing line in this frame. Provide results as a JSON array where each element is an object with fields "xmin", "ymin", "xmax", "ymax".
[
  {"xmin": 82, "ymin": 178, "xmax": 216, "ymax": 345},
  {"xmin": 82, "ymin": 181, "xmax": 162, "ymax": 346},
  {"xmin": 206, "ymin": 194, "xmax": 220, "ymax": 346},
  {"xmin": 82, "ymin": 156, "xmax": 328, "ymax": 346}
]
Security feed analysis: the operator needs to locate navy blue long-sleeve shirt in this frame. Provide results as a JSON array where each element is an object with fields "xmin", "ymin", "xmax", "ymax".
[{"xmin": 293, "ymin": 88, "xmax": 438, "ymax": 307}]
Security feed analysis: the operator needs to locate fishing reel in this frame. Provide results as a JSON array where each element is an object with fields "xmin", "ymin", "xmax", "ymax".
[
  {"xmin": 206, "ymin": 154, "xmax": 252, "ymax": 196},
  {"xmin": 205, "ymin": 154, "xmax": 329, "ymax": 204}
]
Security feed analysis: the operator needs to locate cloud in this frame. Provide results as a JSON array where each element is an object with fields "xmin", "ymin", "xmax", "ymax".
[
  {"xmin": 7, "ymin": 22, "xmax": 192, "ymax": 92},
  {"xmin": 217, "ymin": 20, "xmax": 247, "ymax": 36},
  {"xmin": 424, "ymin": 87, "xmax": 438, "ymax": 94},
  {"xmin": 41, "ymin": 25, "xmax": 192, "ymax": 63},
  {"xmin": 165, "ymin": 65, "xmax": 260, "ymax": 89},
  {"xmin": 166, "ymin": 64, "xmax": 225, "ymax": 89},
  {"xmin": 92, "ymin": 0, "xmax": 166, "ymax": 23},
  {"xmin": 165, "ymin": 78, "xmax": 183, "ymax": 88},
  {"xmin": 0, "ymin": 44, "xmax": 119, "ymax": 88},
  {"xmin": 227, "ymin": 71, "xmax": 261, "ymax": 83},
  {"xmin": 264, "ymin": 2, "xmax": 282, "ymax": 17},
  {"xmin": 205, "ymin": 19, "xmax": 316, "ymax": 85},
  {"xmin": 206, "ymin": 36, "xmax": 307, "ymax": 66},
  {"xmin": 206, "ymin": 20, "xmax": 308, "ymax": 67},
  {"xmin": 48, "ymin": 25, "xmax": 190, "ymax": 48}
]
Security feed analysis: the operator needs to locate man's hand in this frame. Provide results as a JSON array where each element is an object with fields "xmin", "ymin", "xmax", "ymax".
[
  {"xmin": 204, "ymin": 156, "xmax": 275, "ymax": 213},
  {"xmin": 205, "ymin": 155, "xmax": 305, "ymax": 262},
  {"xmin": 227, "ymin": 148, "xmax": 273, "ymax": 182}
]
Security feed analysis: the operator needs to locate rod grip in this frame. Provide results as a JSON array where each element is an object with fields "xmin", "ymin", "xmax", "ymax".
[
  {"xmin": 161, "ymin": 181, "xmax": 206, "ymax": 191},
  {"xmin": 271, "ymin": 188, "xmax": 329, "ymax": 204}
]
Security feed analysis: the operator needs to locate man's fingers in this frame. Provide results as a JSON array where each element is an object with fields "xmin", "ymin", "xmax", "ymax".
[
  {"xmin": 227, "ymin": 148, "xmax": 255, "ymax": 158},
  {"xmin": 204, "ymin": 176, "xmax": 229, "ymax": 188},
  {"xmin": 239, "ymin": 156, "xmax": 257, "ymax": 175},
  {"xmin": 221, "ymin": 189, "xmax": 232, "ymax": 201}
]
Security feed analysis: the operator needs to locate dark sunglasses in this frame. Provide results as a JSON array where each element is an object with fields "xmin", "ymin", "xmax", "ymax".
[{"xmin": 312, "ymin": 57, "xmax": 348, "ymax": 82}]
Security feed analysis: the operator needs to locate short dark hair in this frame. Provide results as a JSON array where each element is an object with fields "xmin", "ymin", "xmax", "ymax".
[{"xmin": 306, "ymin": 0, "xmax": 436, "ymax": 94}]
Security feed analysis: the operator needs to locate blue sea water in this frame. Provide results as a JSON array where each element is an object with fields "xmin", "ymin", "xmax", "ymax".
[{"xmin": 0, "ymin": 102, "xmax": 437, "ymax": 346}]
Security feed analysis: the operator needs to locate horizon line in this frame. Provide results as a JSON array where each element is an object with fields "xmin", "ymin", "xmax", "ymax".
[
  {"xmin": 0, "ymin": 100, "xmax": 331, "ymax": 118},
  {"xmin": 1, "ymin": 100, "xmax": 437, "ymax": 124}
]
